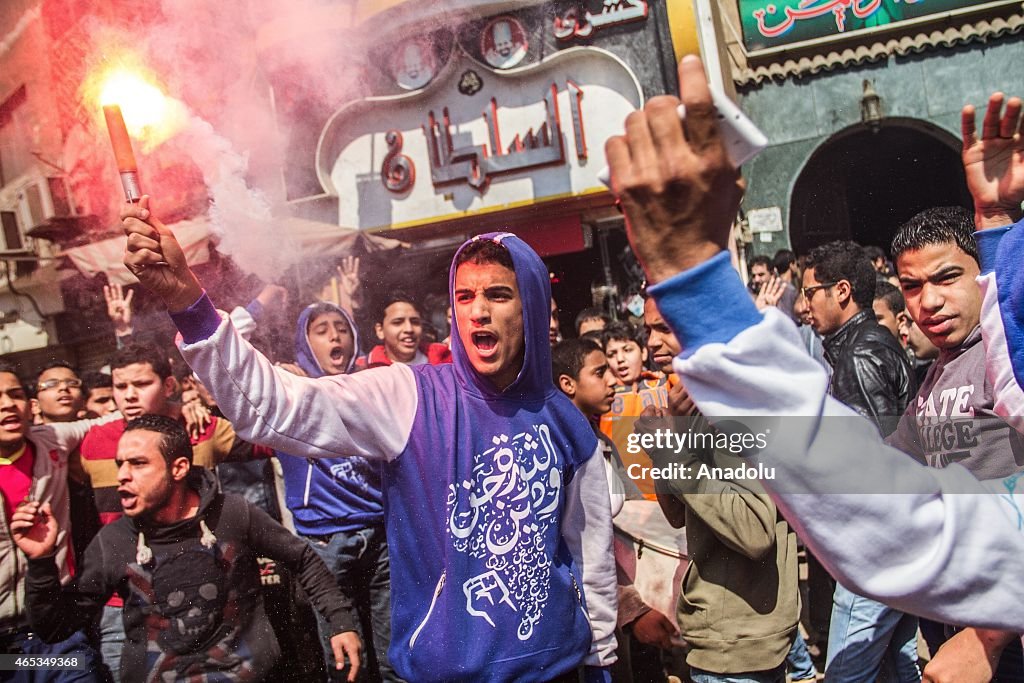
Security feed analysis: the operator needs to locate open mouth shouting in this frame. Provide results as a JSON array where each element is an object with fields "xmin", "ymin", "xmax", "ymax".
[
  {"xmin": 327, "ymin": 345, "xmax": 348, "ymax": 366},
  {"xmin": 118, "ymin": 488, "xmax": 139, "ymax": 512},
  {"xmin": 1, "ymin": 413, "xmax": 23, "ymax": 433},
  {"xmin": 471, "ymin": 331, "xmax": 499, "ymax": 359}
]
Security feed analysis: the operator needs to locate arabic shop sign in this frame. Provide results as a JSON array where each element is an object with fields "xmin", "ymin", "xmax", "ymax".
[
  {"xmin": 317, "ymin": 47, "xmax": 643, "ymax": 231},
  {"xmin": 553, "ymin": 0, "xmax": 649, "ymax": 40},
  {"xmin": 739, "ymin": 0, "xmax": 999, "ymax": 52}
]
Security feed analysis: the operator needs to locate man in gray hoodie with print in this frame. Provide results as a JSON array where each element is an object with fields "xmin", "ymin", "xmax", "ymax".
[{"xmin": 886, "ymin": 205, "xmax": 1024, "ymax": 681}]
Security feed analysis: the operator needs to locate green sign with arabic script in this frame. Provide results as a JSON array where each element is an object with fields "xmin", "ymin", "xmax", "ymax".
[{"xmin": 739, "ymin": 0, "xmax": 998, "ymax": 52}]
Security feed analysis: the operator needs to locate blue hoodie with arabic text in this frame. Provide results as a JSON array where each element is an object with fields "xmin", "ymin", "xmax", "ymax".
[{"xmin": 383, "ymin": 233, "xmax": 598, "ymax": 682}]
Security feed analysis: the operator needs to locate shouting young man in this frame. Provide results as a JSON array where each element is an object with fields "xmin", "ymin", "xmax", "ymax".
[
  {"xmin": 119, "ymin": 209, "xmax": 617, "ymax": 683},
  {"xmin": 13, "ymin": 415, "xmax": 360, "ymax": 682}
]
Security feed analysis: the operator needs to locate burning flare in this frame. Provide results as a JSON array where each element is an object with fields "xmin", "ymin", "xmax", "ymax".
[{"xmin": 88, "ymin": 64, "xmax": 185, "ymax": 149}]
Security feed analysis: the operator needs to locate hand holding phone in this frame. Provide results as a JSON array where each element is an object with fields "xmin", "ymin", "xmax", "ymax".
[{"xmin": 597, "ymin": 85, "xmax": 767, "ymax": 187}]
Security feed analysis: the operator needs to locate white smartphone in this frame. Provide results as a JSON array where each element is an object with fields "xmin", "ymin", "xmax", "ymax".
[{"xmin": 597, "ymin": 85, "xmax": 768, "ymax": 187}]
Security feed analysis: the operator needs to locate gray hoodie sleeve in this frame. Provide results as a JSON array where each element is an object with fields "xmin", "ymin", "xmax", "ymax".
[{"xmin": 562, "ymin": 443, "xmax": 618, "ymax": 667}]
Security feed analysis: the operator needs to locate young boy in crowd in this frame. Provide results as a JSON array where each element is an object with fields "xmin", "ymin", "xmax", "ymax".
[
  {"xmin": 275, "ymin": 301, "xmax": 398, "ymax": 681},
  {"xmin": 552, "ymin": 338, "xmax": 679, "ymax": 683},
  {"xmin": 599, "ymin": 321, "xmax": 671, "ymax": 499},
  {"xmin": 872, "ymin": 281, "xmax": 907, "ymax": 345},
  {"xmin": 358, "ymin": 294, "xmax": 450, "ymax": 368}
]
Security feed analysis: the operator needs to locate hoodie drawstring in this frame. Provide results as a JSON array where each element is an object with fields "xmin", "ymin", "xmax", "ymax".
[
  {"xmin": 135, "ymin": 520, "xmax": 218, "ymax": 564},
  {"xmin": 200, "ymin": 520, "xmax": 217, "ymax": 548},
  {"xmin": 136, "ymin": 532, "xmax": 153, "ymax": 565}
]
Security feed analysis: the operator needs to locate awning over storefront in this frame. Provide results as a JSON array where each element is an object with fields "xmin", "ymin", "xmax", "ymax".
[
  {"xmin": 734, "ymin": 12, "xmax": 1024, "ymax": 85},
  {"xmin": 61, "ymin": 216, "xmax": 407, "ymax": 285},
  {"xmin": 62, "ymin": 218, "xmax": 214, "ymax": 286}
]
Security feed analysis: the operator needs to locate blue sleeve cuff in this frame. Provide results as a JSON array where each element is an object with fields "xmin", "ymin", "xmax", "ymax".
[
  {"xmin": 168, "ymin": 292, "xmax": 221, "ymax": 344},
  {"xmin": 647, "ymin": 251, "xmax": 762, "ymax": 359},
  {"xmin": 976, "ymin": 225, "xmax": 1012, "ymax": 275},
  {"xmin": 245, "ymin": 298, "xmax": 264, "ymax": 321}
]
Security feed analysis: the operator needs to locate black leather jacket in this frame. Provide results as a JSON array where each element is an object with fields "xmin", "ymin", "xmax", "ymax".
[{"xmin": 823, "ymin": 310, "xmax": 916, "ymax": 437}]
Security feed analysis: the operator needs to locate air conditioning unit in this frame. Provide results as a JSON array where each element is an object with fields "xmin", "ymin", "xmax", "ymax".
[
  {"xmin": 16, "ymin": 176, "xmax": 76, "ymax": 230},
  {"xmin": 0, "ymin": 177, "xmax": 77, "ymax": 254},
  {"xmin": 0, "ymin": 204, "xmax": 29, "ymax": 255}
]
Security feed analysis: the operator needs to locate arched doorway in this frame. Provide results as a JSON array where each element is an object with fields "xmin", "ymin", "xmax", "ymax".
[{"xmin": 788, "ymin": 119, "xmax": 971, "ymax": 256}]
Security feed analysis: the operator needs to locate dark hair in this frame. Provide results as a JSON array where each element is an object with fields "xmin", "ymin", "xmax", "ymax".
[
  {"xmin": 873, "ymin": 280, "xmax": 905, "ymax": 315},
  {"xmin": 123, "ymin": 414, "xmax": 193, "ymax": 466},
  {"xmin": 455, "ymin": 238, "xmax": 515, "ymax": 272},
  {"xmin": 0, "ymin": 360, "xmax": 24, "ymax": 388},
  {"xmin": 81, "ymin": 370, "xmax": 112, "ymax": 394},
  {"xmin": 891, "ymin": 206, "xmax": 979, "ymax": 266},
  {"xmin": 579, "ymin": 330, "xmax": 604, "ymax": 344},
  {"xmin": 551, "ymin": 338, "xmax": 603, "ymax": 386},
  {"xmin": 375, "ymin": 292, "xmax": 420, "ymax": 325},
  {"xmin": 773, "ymin": 249, "xmax": 796, "ymax": 274},
  {"xmin": 35, "ymin": 360, "xmax": 79, "ymax": 385},
  {"xmin": 574, "ymin": 307, "xmax": 610, "ymax": 334},
  {"xmin": 110, "ymin": 343, "xmax": 173, "ymax": 380},
  {"xmin": 748, "ymin": 255, "xmax": 774, "ymax": 272},
  {"xmin": 600, "ymin": 321, "xmax": 638, "ymax": 349},
  {"xmin": 806, "ymin": 241, "xmax": 877, "ymax": 309},
  {"xmin": 305, "ymin": 302, "xmax": 350, "ymax": 331},
  {"xmin": 863, "ymin": 245, "xmax": 886, "ymax": 262}
]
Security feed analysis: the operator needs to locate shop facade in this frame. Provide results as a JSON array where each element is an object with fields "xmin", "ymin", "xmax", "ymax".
[
  {"xmin": 717, "ymin": 0, "xmax": 1024, "ymax": 256},
  {"xmin": 261, "ymin": 0, "xmax": 698, "ymax": 328}
]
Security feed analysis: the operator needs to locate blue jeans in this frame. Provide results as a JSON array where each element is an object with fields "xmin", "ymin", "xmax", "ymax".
[
  {"xmin": 0, "ymin": 629, "xmax": 103, "ymax": 683},
  {"xmin": 787, "ymin": 630, "xmax": 818, "ymax": 680},
  {"xmin": 826, "ymin": 583, "xmax": 920, "ymax": 683},
  {"xmin": 96, "ymin": 606, "xmax": 123, "ymax": 682},
  {"xmin": 305, "ymin": 525, "xmax": 401, "ymax": 682},
  {"xmin": 689, "ymin": 664, "xmax": 785, "ymax": 683}
]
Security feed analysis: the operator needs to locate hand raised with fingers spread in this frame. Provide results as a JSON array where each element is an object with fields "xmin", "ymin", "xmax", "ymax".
[
  {"xmin": 11, "ymin": 500, "xmax": 59, "ymax": 560},
  {"xmin": 338, "ymin": 256, "xmax": 361, "ymax": 300},
  {"xmin": 961, "ymin": 92, "xmax": 1024, "ymax": 229},
  {"xmin": 605, "ymin": 55, "xmax": 745, "ymax": 284},
  {"xmin": 104, "ymin": 282, "xmax": 135, "ymax": 336},
  {"xmin": 755, "ymin": 275, "xmax": 784, "ymax": 310},
  {"xmin": 121, "ymin": 196, "xmax": 204, "ymax": 311}
]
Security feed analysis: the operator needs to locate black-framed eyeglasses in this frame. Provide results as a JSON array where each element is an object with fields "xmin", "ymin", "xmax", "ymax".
[
  {"xmin": 37, "ymin": 378, "xmax": 83, "ymax": 391},
  {"xmin": 800, "ymin": 282, "xmax": 837, "ymax": 299}
]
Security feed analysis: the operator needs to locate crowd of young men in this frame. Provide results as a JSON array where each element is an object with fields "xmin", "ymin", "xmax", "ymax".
[{"xmin": 3, "ymin": 53, "xmax": 1023, "ymax": 683}]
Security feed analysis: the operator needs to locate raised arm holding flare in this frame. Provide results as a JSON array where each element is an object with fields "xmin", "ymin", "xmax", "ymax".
[{"xmin": 605, "ymin": 55, "xmax": 1024, "ymax": 631}]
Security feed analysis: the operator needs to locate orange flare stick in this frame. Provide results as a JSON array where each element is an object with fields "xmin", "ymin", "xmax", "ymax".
[{"xmin": 103, "ymin": 105, "xmax": 137, "ymax": 172}]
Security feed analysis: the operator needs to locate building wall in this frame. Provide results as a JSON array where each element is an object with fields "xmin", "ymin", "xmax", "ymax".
[{"xmin": 735, "ymin": 32, "xmax": 1024, "ymax": 255}]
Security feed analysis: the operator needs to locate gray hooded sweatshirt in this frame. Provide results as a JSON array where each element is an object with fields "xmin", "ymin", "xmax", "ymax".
[{"xmin": 887, "ymin": 326, "xmax": 1024, "ymax": 480}]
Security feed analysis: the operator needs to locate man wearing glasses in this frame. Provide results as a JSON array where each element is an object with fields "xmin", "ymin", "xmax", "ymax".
[
  {"xmin": 800, "ymin": 240, "xmax": 918, "ymax": 683},
  {"xmin": 31, "ymin": 362, "xmax": 86, "ymax": 425}
]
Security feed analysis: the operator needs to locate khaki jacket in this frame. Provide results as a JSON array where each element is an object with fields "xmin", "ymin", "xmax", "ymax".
[{"xmin": 649, "ymin": 436, "xmax": 799, "ymax": 674}]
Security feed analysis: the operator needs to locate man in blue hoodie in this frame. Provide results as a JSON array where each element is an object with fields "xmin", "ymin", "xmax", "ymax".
[
  {"xmin": 277, "ymin": 301, "xmax": 396, "ymax": 681},
  {"xmin": 119, "ymin": 205, "xmax": 617, "ymax": 683}
]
